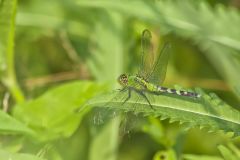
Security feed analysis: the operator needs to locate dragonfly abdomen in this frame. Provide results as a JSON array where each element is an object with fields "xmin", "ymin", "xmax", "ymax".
[
  {"xmin": 135, "ymin": 76, "xmax": 201, "ymax": 98},
  {"xmin": 156, "ymin": 86, "xmax": 201, "ymax": 98}
]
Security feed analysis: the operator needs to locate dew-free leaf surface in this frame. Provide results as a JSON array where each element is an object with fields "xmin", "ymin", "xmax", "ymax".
[
  {"xmin": 84, "ymin": 89, "xmax": 240, "ymax": 137},
  {"xmin": 13, "ymin": 81, "xmax": 108, "ymax": 141}
]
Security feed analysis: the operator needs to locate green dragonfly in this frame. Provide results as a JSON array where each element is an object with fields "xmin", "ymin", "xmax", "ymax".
[{"xmin": 118, "ymin": 29, "xmax": 200, "ymax": 109}]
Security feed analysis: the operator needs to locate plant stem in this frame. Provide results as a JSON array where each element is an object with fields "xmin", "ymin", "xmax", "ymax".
[{"xmin": 0, "ymin": 0, "xmax": 25, "ymax": 103}]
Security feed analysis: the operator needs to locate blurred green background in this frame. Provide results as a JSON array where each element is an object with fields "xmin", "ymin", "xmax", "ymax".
[{"xmin": 0, "ymin": 0, "xmax": 240, "ymax": 159}]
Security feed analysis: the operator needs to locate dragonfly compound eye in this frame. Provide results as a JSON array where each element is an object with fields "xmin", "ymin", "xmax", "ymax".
[{"xmin": 118, "ymin": 74, "xmax": 128, "ymax": 86}]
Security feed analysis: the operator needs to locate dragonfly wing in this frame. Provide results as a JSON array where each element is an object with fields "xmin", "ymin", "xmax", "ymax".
[
  {"xmin": 138, "ymin": 29, "xmax": 155, "ymax": 79},
  {"xmin": 148, "ymin": 43, "xmax": 171, "ymax": 85}
]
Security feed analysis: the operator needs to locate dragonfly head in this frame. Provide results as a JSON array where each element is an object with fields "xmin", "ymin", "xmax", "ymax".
[{"xmin": 118, "ymin": 74, "xmax": 128, "ymax": 86}]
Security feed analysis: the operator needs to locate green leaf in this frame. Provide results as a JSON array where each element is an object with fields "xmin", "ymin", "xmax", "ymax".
[
  {"xmin": 183, "ymin": 154, "xmax": 223, "ymax": 160},
  {"xmin": 16, "ymin": 12, "xmax": 90, "ymax": 38},
  {"xmin": 0, "ymin": 110, "xmax": 34, "ymax": 135},
  {"xmin": 84, "ymin": 88, "xmax": 240, "ymax": 137},
  {"xmin": 218, "ymin": 145, "xmax": 240, "ymax": 160},
  {"xmin": 13, "ymin": 81, "xmax": 107, "ymax": 141},
  {"xmin": 0, "ymin": 149, "xmax": 46, "ymax": 160},
  {"xmin": 89, "ymin": 118, "xmax": 120, "ymax": 160},
  {"xmin": 87, "ymin": 11, "xmax": 124, "ymax": 82},
  {"xmin": 77, "ymin": 1, "xmax": 158, "ymax": 23},
  {"xmin": 227, "ymin": 143, "xmax": 240, "ymax": 158}
]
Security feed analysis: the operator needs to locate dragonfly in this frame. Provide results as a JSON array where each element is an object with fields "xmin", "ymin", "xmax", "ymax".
[{"xmin": 118, "ymin": 29, "xmax": 201, "ymax": 109}]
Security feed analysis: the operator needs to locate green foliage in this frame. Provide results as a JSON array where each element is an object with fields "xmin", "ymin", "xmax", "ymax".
[
  {"xmin": 88, "ymin": 11, "xmax": 124, "ymax": 82},
  {"xmin": 0, "ymin": 110, "xmax": 34, "ymax": 135},
  {"xmin": 0, "ymin": 149, "xmax": 46, "ymax": 160},
  {"xmin": 85, "ymin": 88, "xmax": 240, "ymax": 136},
  {"xmin": 183, "ymin": 154, "xmax": 224, "ymax": 160},
  {"xmin": 0, "ymin": 0, "xmax": 16, "ymax": 75},
  {"xmin": 0, "ymin": 0, "xmax": 239, "ymax": 159},
  {"xmin": 183, "ymin": 143, "xmax": 240, "ymax": 160},
  {"xmin": 0, "ymin": 0, "xmax": 24, "ymax": 102},
  {"xmin": 89, "ymin": 118, "xmax": 120, "ymax": 160},
  {"xmin": 85, "ymin": 10, "xmax": 125, "ymax": 160},
  {"xmin": 13, "ymin": 81, "xmax": 107, "ymax": 141},
  {"xmin": 218, "ymin": 144, "xmax": 240, "ymax": 160},
  {"xmin": 78, "ymin": 0, "xmax": 240, "ymax": 100}
]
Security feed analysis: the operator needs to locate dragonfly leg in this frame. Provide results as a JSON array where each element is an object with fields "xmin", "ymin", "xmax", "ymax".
[
  {"xmin": 122, "ymin": 89, "xmax": 131, "ymax": 104},
  {"xmin": 137, "ymin": 91, "xmax": 155, "ymax": 110},
  {"xmin": 118, "ymin": 87, "xmax": 128, "ymax": 92}
]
